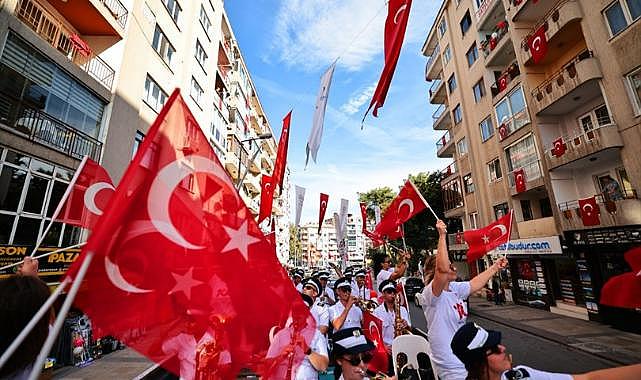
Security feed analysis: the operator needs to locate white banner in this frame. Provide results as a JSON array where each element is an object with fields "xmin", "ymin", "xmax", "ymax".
[
  {"xmin": 306, "ymin": 62, "xmax": 336, "ymax": 167},
  {"xmin": 294, "ymin": 185, "xmax": 305, "ymax": 226},
  {"xmin": 373, "ymin": 205, "xmax": 381, "ymax": 225},
  {"xmin": 494, "ymin": 236, "xmax": 562, "ymax": 256},
  {"xmin": 333, "ymin": 213, "xmax": 343, "ymax": 242},
  {"xmin": 339, "ymin": 198, "xmax": 349, "ymax": 237}
]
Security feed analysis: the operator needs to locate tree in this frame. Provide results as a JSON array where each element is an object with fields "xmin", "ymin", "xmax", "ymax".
[
  {"xmin": 357, "ymin": 187, "xmax": 395, "ymax": 221},
  {"xmin": 289, "ymin": 224, "xmax": 301, "ymax": 265}
]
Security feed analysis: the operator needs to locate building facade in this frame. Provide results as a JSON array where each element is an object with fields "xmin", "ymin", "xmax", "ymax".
[{"xmin": 423, "ymin": 0, "xmax": 641, "ymax": 332}]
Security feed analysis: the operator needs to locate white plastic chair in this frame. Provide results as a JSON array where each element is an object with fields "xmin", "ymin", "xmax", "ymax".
[{"xmin": 392, "ymin": 334, "xmax": 439, "ymax": 380}]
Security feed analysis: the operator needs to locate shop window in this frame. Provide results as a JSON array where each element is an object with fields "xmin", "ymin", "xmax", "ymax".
[
  {"xmin": 22, "ymin": 175, "xmax": 48, "ymax": 214},
  {"xmin": 0, "ymin": 166, "xmax": 26, "ymax": 212},
  {"xmin": 47, "ymin": 180, "xmax": 67, "ymax": 217},
  {"xmin": 13, "ymin": 216, "xmax": 40, "ymax": 245},
  {"xmin": 520, "ymin": 200, "xmax": 533, "ymax": 221},
  {"xmin": 0, "ymin": 214, "xmax": 14, "ymax": 243},
  {"xmin": 480, "ymin": 116, "xmax": 494, "ymax": 142},
  {"xmin": 62, "ymin": 224, "xmax": 81, "ymax": 246},
  {"xmin": 41, "ymin": 221, "xmax": 63, "ymax": 246},
  {"xmin": 540, "ymin": 197, "xmax": 553, "ymax": 217}
]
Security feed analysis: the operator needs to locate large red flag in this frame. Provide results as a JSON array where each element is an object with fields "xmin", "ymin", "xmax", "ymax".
[
  {"xmin": 65, "ymin": 90, "xmax": 314, "ymax": 379},
  {"xmin": 514, "ymin": 168, "xmax": 526, "ymax": 193},
  {"xmin": 363, "ymin": 0, "xmax": 412, "ymax": 120},
  {"xmin": 271, "ymin": 111, "xmax": 292, "ymax": 194},
  {"xmin": 527, "ymin": 25, "xmax": 548, "ymax": 64},
  {"xmin": 363, "ymin": 311, "xmax": 388, "ymax": 374},
  {"xmin": 578, "ymin": 196, "xmax": 600, "ymax": 226},
  {"xmin": 258, "ymin": 174, "xmax": 274, "ymax": 224},
  {"xmin": 601, "ymin": 247, "xmax": 641, "ymax": 309},
  {"xmin": 464, "ymin": 210, "xmax": 513, "ymax": 262},
  {"xmin": 318, "ymin": 193, "xmax": 329, "ymax": 234},
  {"xmin": 57, "ymin": 157, "xmax": 114, "ymax": 230},
  {"xmin": 373, "ymin": 180, "xmax": 427, "ymax": 240}
]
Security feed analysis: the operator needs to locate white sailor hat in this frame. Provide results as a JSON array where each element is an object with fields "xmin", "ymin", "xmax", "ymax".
[
  {"xmin": 354, "ymin": 268, "xmax": 366, "ymax": 277},
  {"xmin": 302, "ymin": 277, "xmax": 321, "ymax": 293},
  {"xmin": 378, "ymin": 279, "xmax": 397, "ymax": 293},
  {"xmin": 333, "ymin": 276, "xmax": 352, "ymax": 292},
  {"xmin": 332, "ymin": 327, "xmax": 375, "ymax": 356},
  {"xmin": 318, "ymin": 271, "xmax": 330, "ymax": 279}
]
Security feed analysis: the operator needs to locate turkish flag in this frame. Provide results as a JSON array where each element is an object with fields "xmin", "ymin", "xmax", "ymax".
[
  {"xmin": 65, "ymin": 90, "xmax": 315, "ymax": 379},
  {"xmin": 514, "ymin": 168, "xmax": 526, "ymax": 193},
  {"xmin": 318, "ymin": 193, "xmax": 329, "ymax": 234},
  {"xmin": 360, "ymin": 202, "xmax": 368, "ymax": 233},
  {"xmin": 271, "ymin": 111, "xmax": 292, "ymax": 194},
  {"xmin": 373, "ymin": 180, "xmax": 427, "ymax": 240},
  {"xmin": 498, "ymin": 73, "xmax": 509, "ymax": 92},
  {"xmin": 551, "ymin": 137, "xmax": 567, "ymax": 158},
  {"xmin": 57, "ymin": 157, "xmax": 114, "ymax": 230},
  {"xmin": 578, "ymin": 196, "xmax": 600, "ymax": 226},
  {"xmin": 365, "ymin": 268, "xmax": 374, "ymax": 291},
  {"xmin": 363, "ymin": 311, "xmax": 388, "ymax": 374},
  {"xmin": 527, "ymin": 25, "xmax": 548, "ymax": 64},
  {"xmin": 600, "ymin": 247, "xmax": 641, "ymax": 309},
  {"xmin": 257, "ymin": 174, "xmax": 274, "ymax": 224},
  {"xmin": 363, "ymin": 0, "xmax": 412, "ymax": 120},
  {"xmin": 464, "ymin": 210, "xmax": 513, "ymax": 262},
  {"xmin": 498, "ymin": 123, "xmax": 508, "ymax": 140}
]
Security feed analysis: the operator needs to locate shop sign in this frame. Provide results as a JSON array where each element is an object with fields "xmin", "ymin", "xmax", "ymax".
[
  {"xmin": 494, "ymin": 236, "xmax": 562, "ymax": 256},
  {"xmin": 566, "ymin": 227, "xmax": 641, "ymax": 247},
  {"xmin": 0, "ymin": 245, "xmax": 80, "ymax": 277}
]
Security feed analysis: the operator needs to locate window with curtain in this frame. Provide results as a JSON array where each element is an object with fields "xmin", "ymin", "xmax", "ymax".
[{"xmin": 506, "ymin": 135, "xmax": 541, "ymax": 182}]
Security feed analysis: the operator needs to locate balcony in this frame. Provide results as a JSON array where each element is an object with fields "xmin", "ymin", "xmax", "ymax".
[
  {"xmin": 213, "ymin": 91, "xmax": 230, "ymax": 121},
  {"xmin": 447, "ymin": 232, "xmax": 468, "ymax": 251},
  {"xmin": 440, "ymin": 162, "xmax": 458, "ymax": 183},
  {"xmin": 517, "ymin": 217, "xmax": 558, "ymax": 239},
  {"xmin": 429, "ymin": 73, "xmax": 447, "ymax": 104},
  {"xmin": 530, "ymin": 51, "xmax": 602, "ymax": 116},
  {"xmin": 497, "ymin": 108, "xmax": 531, "ymax": 142},
  {"xmin": 436, "ymin": 131, "xmax": 455, "ymax": 158},
  {"xmin": 508, "ymin": 159, "xmax": 544, "ymax": 196},
  {"xmin": 508, "ymin": 0, "xmax": 557, "ymax": 23},
  {"xmin": 490, "ymin": 62, "xmax": 521, "ymax": 100},
  {"xmin": 545, "ymin": 124, "xmax": 623, "ymax": 170},
  {"xmin": 476, "ymin": 0, "xmax": 504, "ymax": 31},
  {"xmin": 0, "ymin": 93, "xmax": 102, "ymax": 160},
  {"xmin": 243, "ymin": 173, "xmax": 260, "ymax": 194},
  {"xmin": 432, "ymin": 104, "xmax": 451, "ymax": 130},
  {"xmin": 443, "ymin": 178, "xmax": 465, "ymax": 217},
  {"xmin": 481, "ymin": 23, "xmax": 515, "ymax": 67},
  {"xmin": 557, "ymin": 190, "xmax": 641, "ymax": 231},
  {"xmin": 26, "ymin": 0, "xmax": 128, "ymax": 37},
  {"xmin": 261, "ymin": 153, "xmax": 273, "ymax": 172},
  {"xmin": 425, "ymin": 44, "xmax": 442, "ymax": 81},
  {"xmin": 225, "ymin": 135, "xmax": 249, "ymax": 179}
]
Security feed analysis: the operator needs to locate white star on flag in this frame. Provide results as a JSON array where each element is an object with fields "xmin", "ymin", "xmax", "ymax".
[
  {"xmin": 169, "ymin": 268, "xmax": 203, "ymax": 299},
  {"xmin": 482, "ymin": 235, "xmax": 490, "ymax": 244},
  {"xmin": 222, "ymin": 220, "xmax": 261, "ymax": 261}
]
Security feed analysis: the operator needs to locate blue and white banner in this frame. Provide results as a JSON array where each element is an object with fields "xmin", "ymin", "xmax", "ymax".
[{"xmin": 495, "ymin": 236, "xmax": 562, "ymax": 256}]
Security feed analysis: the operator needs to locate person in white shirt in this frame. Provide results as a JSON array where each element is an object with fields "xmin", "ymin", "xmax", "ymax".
[
  {"xmin": 292, "ymin": 269, "xmax": 304, "ymax": 293},
  {"xmin": 451, "ymin": 322, "xmax": 641, "ymax": 380},
  {"xmin": 332, "ymin": 327, "xmax": 396, "ymax": 380},
  {"xmin": 372, "ymin": 279, "xmax": 410, "ymax": 351},
  {"xmin": 301, "ymin": 277, "xmax": 329, "ymax": 335},
  {"xmin": 353, "ymin": 268, "xmax": 372, "ymax": 301},
  {"xmin": 375, "ymin": 253, "xmax": 409, "ymax": 293},
  {"xmin": 329, "ymin": 277, "xmax": 363, "ymax": 331},
  {"xmin": 421, "ymin": 220, "xmax": 507, "ymax": 379},
  {"xmin": 317, "ymin": 271, "xmax": 335, "ymax": 305}
]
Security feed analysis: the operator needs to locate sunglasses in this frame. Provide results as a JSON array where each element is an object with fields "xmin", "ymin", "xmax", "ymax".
[
  {"xmin": 303, "ymin": 285, "xmax": 316, "ymax": 291},
  {"xmin": 485, "ymin": 345, "xmax": 501, "ymax": 356},
  {"xmin": 343, "ymin": 352, "xmax": 374, "ymax": 366},
  {"xmin": 383, "ymin": 289, "xmax": 397, "ymax": 294}
]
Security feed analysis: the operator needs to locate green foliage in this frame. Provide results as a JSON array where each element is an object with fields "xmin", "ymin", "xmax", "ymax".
[
  {"xmin": 357, "ymin": 187, "xmax": 395, "ymax": 220},
  {"xmin": 289, "ymin": 224, "xmax": 301, "ymax": 263}
]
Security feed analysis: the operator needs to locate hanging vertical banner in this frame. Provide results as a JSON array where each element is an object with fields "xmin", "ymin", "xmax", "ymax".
[
  {"xmin": 339, "ymin": 198, "xmax": 349, "ymax": 237},
  {"xmin": 257, "ymin": 174, "xmax": 274, "ymax": 224},
  {"xmin": 306, "ymin": 62, "xmax": 336, "ymax": 168},
  {"xmin": 359, "ymin": 202, "xmax": 368, "ymax": 233},
  {"xmin": 334, "ymin": 213, "xmax": 348, "ymax": 269},
  {"xmin": 272, "ymin": 111, "xmax": 292, "ymax": 194},
  {"xmin": 294, "ymin": 185, "xmax": 306, "ymax": 227},
  {"xmin": 373, "ymin": 205, "xmax": 381, "ymax": 225},
  {"xmin": 318, "ymin": 193, "xmax": 329, "ymax": 234}
]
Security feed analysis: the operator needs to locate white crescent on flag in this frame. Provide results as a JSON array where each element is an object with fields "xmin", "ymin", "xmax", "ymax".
[
  {"xmin": 84, "ymin": 182, "xmax": 115, "ymax": 216},
  {"xmin": 583, "ymin": 203, "xmax": 593, "ymax": 215},
  {"xmin": 394, "ymin": 4, "xmax": 408, "ymax": 24},
  {"xmin": 532, "ymin": 36, "xmax": 542, "ymax": 52},
  {"xmin": 105, "ymin": 256, "xmax": 153, "ymax": 294},
  {"xmin": 398, "ymin": 199, "xmax": 414, "ymax": 219},
  {"xmin": 489, "ymin": 224, "xmax": 508, "ymax": 238}
]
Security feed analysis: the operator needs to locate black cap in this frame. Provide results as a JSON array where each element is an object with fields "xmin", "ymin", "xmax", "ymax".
[
  {"xmin": 451, "ymin": 322, "xmax": 502, "ymax": 369},
  {"xmin": 332, "ymin": 327, "xmax": 375, "ymax": 356},
  {"xmin": 318, "ymin": 271, "xmax": 330, "ymax": 279},
  {"xmin": 334, "ymin": 276, "xmax": 352, "ymax": 292},
  {"xmin": 302, "ymin": 277, "xmax": 322, "ymax": 294},
  {"xmin": 300, "ymin": 293, "xmax": 314, "ymax": 308},
  {"xmin": 378, "ymin": 279, "xmax": 397, "ymax": 293}
]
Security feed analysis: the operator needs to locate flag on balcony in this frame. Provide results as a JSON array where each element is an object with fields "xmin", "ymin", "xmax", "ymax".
[
  {"xmin": 362, "ymin": 0, "xmax": 413, "ymax": 121},
  {"xmin": 295, "ymin": 185, "xmax": 306, "ymax": 226},
  {"xmin": 318, "ymin": 193, "xmax": 329, "ymax": 234},
  {"xmin": 464, "ymin": 210, "xmax": 513, "ymax": 262},
  {"xmin": 306, "ymin": 62, "xmax": 336, "ymax": 168},
  {"xmin": 527, "ymin": 25, "xmax": 548, "ymax": 64},
  {"xmin": 578, "ymin": 196, "xmax": 600, "ymax": 226},
  {"xmin": 514, "ymin": 168, "xmax": 526, "ymax": 193},
  {"xmin": 64, "ymin": 90, "xmax": 314, "ymax": 379},
  {"xmin": 551, "ymin": 137, "xmax": 567, "ymax": 157},
  {"xmin": 498, "ymin": 123, "xmax": 508, "ymax": 140},
  {"xmin": 372, "ymin": 180, "xmax": 428, "ymax": 242},
  {"xmin": 272, "ymin": 111, "xmax": 292, "ymax": 194},
  {"xmin": 70, "ymin": 34, "xmax": 92, "ymax": 57},
  {"xmin": 57, "ymin": 157, "xmax": 114, "ymax": 230},
  {"xmin": 498, "ymin": 73, "xmax": 509, "ymax": 92},
  {"xmin": 258, "ymin": 174, "xmax": 274, "ymax": 224},
  {"xmin": 600, "ymin": 246, "xmax": 641, "ymax": 309}
]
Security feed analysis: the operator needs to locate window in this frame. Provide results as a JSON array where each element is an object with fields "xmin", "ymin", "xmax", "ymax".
[
  {"xmin": 190, "ymin": 77, "xmax": 204, "ymax": 105},
  {"xmin": 460, "ymin": 10, "xmax": 472, "ymax": 36},
  {"xmin": 494, "ymin": 203, "xmax": 509, "ymax": 220},
  {"xmin": 480, "ymin": 116, "xmax": 494, "ymax": 142},
  {"xmin": 577, "ymin": 104, "xmax": 612, "ymax": 132},
  {"xmin": 466, "ymin": 43, "xmax": 478, "ymax": 66},
  {"xmin": 457, "ymin": 137, "xmax": 468, "ymax": 155},
  {"xmin": 453, "ymin": 104, "xmax": 463, "ymax": 124},
  {"xmin": 494, "ymin": 86, "xmax": 529, "ymax": 135},
  {"xmin": 163, "ymin": 0, "xmax": 181, "ymax": 25},
  {"xmin": 152, "ymin": 25, "xmax": 175, "ymax": 66},
  {"xmin": 626, "ymin": 67, "xmax": 641, "ymax": 114},
  {"xmin": 540, "ymin": 197, "xmax": 553, "ymax": 217},
  {"xmin": 195, "ymin": 40, "xmax": 207, "ymax": 69},
  {"xmin": 199, "ymin": 4, "xmax": 212, "ymax": 35},
  {"xmin": 488, "ymin": 158, "xmax": 502, "ymax": 182},
  {"xmin": 463, "ymin": 174, "xmax": 475, "ymax": 194},
  {"xmin": 443, "ymin": 45, "xmax": 452, "ymax": 65},
  {"xmin": 132, "ymin": 131, "xmax": 145, "ymax": 158},
  {"xmin": 144, "ymin": 75, "xmax": 168, "ymax": 112},
  {"xmin": 521, "ymin": 200, "xmax": 533, "ymax": 221},
  {"xmin": 438, "ymin": 18, "xmax": 447, "ymax": 37},
  {"xmin": 473, "ymin": 78, "xmax": 485, "ymax": 103},
  {"xmin": 447, "ymin": 74, "xmax": 457, "ymax": 93},
  {"xmin": 506, "ymin": 134, "xmax": 541, "ymax": 182},
  {"xmin": 604, "ymin": 0, "xmax": 640, "ymax": 36},
  {"xmin": 443, "ymin": 179, "xmax": 464, "ymax": 211},
  {"xmin": 468, "ymin": 212, "xmax": 479, "ymax": 229}
]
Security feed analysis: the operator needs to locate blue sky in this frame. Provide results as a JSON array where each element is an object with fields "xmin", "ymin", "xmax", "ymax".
[{"xmin": 226, "ymin": 0, "xmax": 445, "ymax": 224}]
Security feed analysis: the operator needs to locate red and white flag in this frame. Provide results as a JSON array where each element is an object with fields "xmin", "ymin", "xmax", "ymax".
[
  {"xmin": 601, "ymin": 247, "xmax": 641, "ymax": 309},
  {"xmin": 551, "ymin": 137, "xmax": 567, "ymax": 158},
  {"xmin": 359, "ymin": 202, "xmax": 369, "ymax": 233},
  {"xmin": 271, "ymin": 111, "xmax": 292, "ymax": 194},
  {"xmin": 464, "ymin": 210, "xmax": 513, "ymax": 262},
  {"xmin": 527, "ymin": 25, "xmax": 548, "ymax": 64},
  {"xmin": 362, "ymin": 311, "xmax": 388, "ymax": 374},
  {"xmin": 498, "ymin": 73, "xmax": 509, "ymax": 92},
  {"xmin": 318, "ymin": 193, "xmax": 329, "ymax": 234},
  {"xmin": 57, "ymin": 157, "xmax": 114, "ymax": 230},
  {"xmin": 514, "ymin": 168, "xmax": 526, "ymax": 193},
  {"xmin": 65, "ymin": 90, "xmax": 314, "ymax": 379},
  {"xmin": 258, "ymin": 174, "xmax": 274, "ymax": 224},
  {"xmin": 498, "ymin": 123, "xmax": 508, "ymax": 140},
  {"xmin": 363, "ymin": 0, "xmax": 412, "ymax": 120},
  {"xmin": 578, "ymin": 196, "xmax": 600, "ymax": 226},
  {"xmin": 373, "ymin": 180, "xmax": 427, "ymax": 240}
]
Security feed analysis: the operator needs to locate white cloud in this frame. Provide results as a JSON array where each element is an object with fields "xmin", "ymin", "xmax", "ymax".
[{"xmin": 340, "ymin": 83, "xmax": 376, "ymax": 115}]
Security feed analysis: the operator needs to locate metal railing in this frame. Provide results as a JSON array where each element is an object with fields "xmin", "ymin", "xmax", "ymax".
[
  {"xmin": 432, "ymin": 104, "xmax": 446, "ymax": 121},
  {"xmin": 99, "ymin": 0, "xmax": 128, "ymax": 29},
  {"xmin": 558, "ymin": 189, "xmax": 638, "ymax": 211},
  {"xmin": 546, "ymin": 122, "xmax": 617, "ymax": 157},
  {"xmin": 490, "ymin": 62, "xmax": 520, "ymax": 98},
  {"xmin": 508, "ymin": 159, "xmax": 542, "ymax": 188},
  {"xmin": 425, "ymin": 44, "xmax": 440, "ymax": 74},
  {"xmin": 531, "ymin": 50, "xmax": 593, "ymax": 100},
  {"xmin": 480, "ymin": 21, "xmax": 509, "ymax": 57},
  {"xmin": 440, "ymin": 162, "xmax": 457, "ymax": 179},
  {"xmin": 0, "ymin": 93, "xmax": 102, "ymax": 160},
  {"xmin": 429, "ymin": 72, "xmax": 444, "ymax": 98},
  {"xmin": 436, "ymin": 130, "xmax": 451, "ymax": 150},
  {"xmin": 475, "ymin": 0, "xmax": 497, "ymax": 21}
]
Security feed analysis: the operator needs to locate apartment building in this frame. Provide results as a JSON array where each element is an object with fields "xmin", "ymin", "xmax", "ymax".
[{"xmin": 423, "ymin": 0, "xmax": 641, "ymax": 332}]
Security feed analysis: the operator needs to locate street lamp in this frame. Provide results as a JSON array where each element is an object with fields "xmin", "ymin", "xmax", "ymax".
[{"xmin": 236, "ymin": 132, "xmax": 272, "ymax": 189}]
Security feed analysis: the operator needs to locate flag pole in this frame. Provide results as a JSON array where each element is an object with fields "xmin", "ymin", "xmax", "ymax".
[
  {"xmin": 29, "ymin": 156, "xmax": 89, "ymax": 257},
  {"xmin": 27, "ymin": 251, "xmax": 95, "ymax": 380},
  {"xmin": 0, "ymin": 277, "xmax": 71, "ymax": 369},
  {"xmin": 407, "ymin": 180, "xmax": 440, "ymax": 221},
  {"xmin": 400, "ymin": 224, "xmax": 408, "ymax": 252},
  {"xmin": 0, "ymin": 242, "xmax": 86, "ymax": 272}
]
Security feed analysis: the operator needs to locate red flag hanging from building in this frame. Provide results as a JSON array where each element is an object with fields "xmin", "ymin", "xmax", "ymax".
[
  {"xmin": 514, "ymin": 168, "xmax": 526, "ymax": 193},
  {"xmin": 362, "ymin": 311, "xmax": 389, "ymax": 374},
  {"xmin": 464, "ymin": 210, "xmax": 513, "ymax": 262},
  {"xmin": 65, "ymin": 90, "xmax": 314, "ymax": 379},
  {"xmin": 70, "ymin": 34, "xmax": 93, "ymax": 57},
  {"xmin": 578, "ymin": 196, "xmax": 600, "ymax": 226},
  {"xmin": 318, "ymin": 193, "xmax": 329, "ymax": 234},
  {"xmin": 360, "ymin": 202, "xmax": 368, "ymax": 233},
  {"xmin": 551, "ymin": 137, "xmax": 567, "ymax": 158},
  {"xmin": 258, "ymin": 174, "xmax": 274, "ymax": 224},
  {"xmin": 600, "ymin": 247, "xmax": 641, "ymax": 309},
  {"xmin": 498, "ymin": 72, "xmax": 509, "ymax": 92},
  {"xmin": 57, "ymin": 157, "xmax": 114, "ymax": 230},
  {"xmin": 271, "ymin": 111, "xmax": 292, "ymax": 194},
  {"xmin": 527, "ymin": 25, "xmax": 548, "ymax": 64},
  {"xmin": 362, "ymin": 0, "xmax": 413, "ymax": 121},
  {"xmin": 372, "ymin": 180, "xmax": 427, "ymax": 240},
  {"xmin": 498, "ymin": 123, "xmax": 508, "ymax": 140}
]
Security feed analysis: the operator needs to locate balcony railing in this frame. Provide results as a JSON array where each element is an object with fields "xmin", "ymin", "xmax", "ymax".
[
  {"xmin": 508, "ymin": 159, "xmax": 542, "ymax": 188},
  {"xmin": 545, "ymin": 123, "xmax": 623, "ymax": 169},
  {"xmin": 436, "ymin": 130, "xmax": 451, "ymax": 150},
  {"xmin": 429, "ymin": 77, "xmax": 443, "ymax": 98},
  {"xmin": 0, "ymin": 93, "xmax": 102, "ymax": 160},
  {"xmin": 440, "ymin": 162, "xmax": 457, "ymax": 180},
  {"xmin": 432, "ymin": 104, "xmax": 446, "ymax": 121},
  {"xmin": 425, "ymin": 44, "xmax": 440, "ymax": 79},
  {"xmin": 99, "ymin": 0, "xmax": 128, "ymax": 29},
  {"xmin": 497, "ymin": 108, "xmax": 530, "ymax": 141},
  {"xmin": 491, "ymin": 62, "xmax": 520, "ymax": 98},
  {"xmin": 480, "ymin": 21, "xmax": 509, "ymax": 58},
  {"xmin": 16, "ymin": 0, "xmax": 116, "ymax": 90},
  {"xmin": 557, "ymin": 189, "xmax": 641, "ymax": 230}
]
